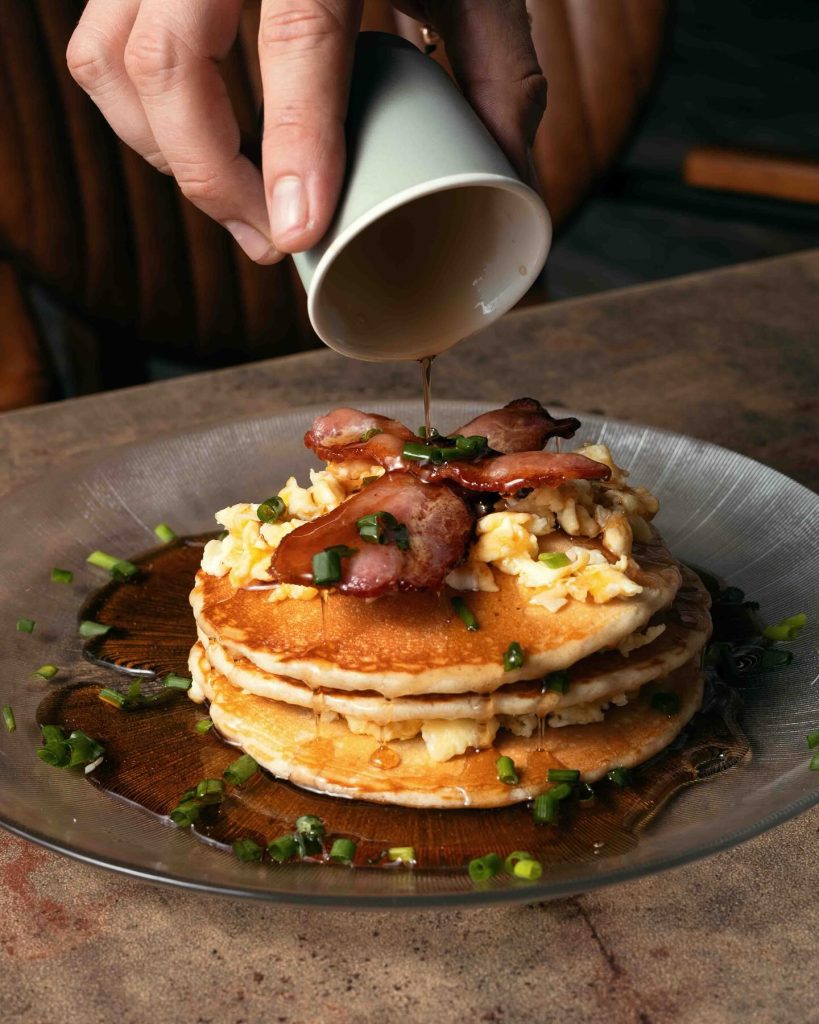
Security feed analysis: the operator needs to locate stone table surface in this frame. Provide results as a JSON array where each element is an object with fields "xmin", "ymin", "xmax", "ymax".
[{"xmin": 1, "ymin": 250, "xmax": 818, "ymax": 1024}]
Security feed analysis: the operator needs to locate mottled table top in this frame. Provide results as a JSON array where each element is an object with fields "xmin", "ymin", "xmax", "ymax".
[{"xmin": 1, "ymin": 251, "xmax": 817, "ymax": 1024}]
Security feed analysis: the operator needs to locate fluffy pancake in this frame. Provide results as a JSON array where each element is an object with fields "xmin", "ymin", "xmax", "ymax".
[
  {"xmin": 191, "ymin": 535, "xmax": 682, "ymax": 698},
  {"xmin": 189, "ymin": 643, "xmax": 704, "ymax": 809}
]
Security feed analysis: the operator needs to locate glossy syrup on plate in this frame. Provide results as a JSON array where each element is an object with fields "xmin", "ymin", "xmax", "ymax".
[{"xmin": 37, "ymin": 536, "xmax": 751, "ymax": 871}]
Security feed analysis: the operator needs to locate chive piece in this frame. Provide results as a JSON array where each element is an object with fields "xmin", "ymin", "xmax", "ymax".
[
  {"xmin": 98, "ymin": 688, "xmax": 126, "ymax": 709},
  {"xmin": 513, "ymin": 858, "xmax": 543, "ymax": 881},
  {"xmin": 295, "ymin": 814, "xmax": 326, "ymax": 839},
  {"xmin": 16, "ymin": 618, "xmax": 35, "ymax": 634},
  {"xmin": 162, "ymin": 673, "xmax": 192, "ymax": 691},
  {"xmin": 87, "ymin": 550, "xmax": 139, "ymax": 579},
  {"xmin": 807, "ymin": 730, "xmax": 819, "ymax": 750},
  {"xmin": 224, "ymin": 753, "xmax": 258, "ymax": 786},
  {"xmin": 607, "ymin": 766, "xmax": 633, "ymax": 787},
  {"xmin": 2, "ymin": 706, "xmax": 16, "ymax": 733},
  {"xmin": 312, "ymin": 545, "xmax": 357, "ymax": 586},
  {"xmin": 781, "ymin": 612, "xmax": 807, "ymax": 629},
  {"xmin": 548, "ymin": 768, "xmax": 580, "ymax": 783},
  {"xmin": 387, "ymin": 846, "xmax": 416, "ymax": 863},
  {"xmin": 650, "ymin": 692, "xmax": 680, "ymax": 716},
  {"xmin": 495, "ymin": 755, "xmax": 519, "ymax": 785},
  {"xmin": 810, "ymin": 752, "xmax": 819, "ymax": 772},
  {"xmin": 502, "ymin": 641, "xmax": 525, "ymax": 671},
  {"xmin": 764, "ymin": 624, "xmax": 796, "ymax": 642},
  {"xmin": 361, "ymin": 476, "xmax": 380, "ymax": 487},
  {"xmin": 577, "ymin": 782, "xmax": 596, "ymax": 804},
  {"xmin": 468, "ymin": 852, "xmax": 502, "ymax": 883},
  {"xmin": 503, "ymin": 850, "xmax": 535, "ymax": 874},
  {"xmin": 79, "ymin": 620, "xmax": 111, "ymax": 638},
  {"xmin": 294, "ymin": 831, "xmax": 323, "ymax": 858},
  {"xmin": 169, "ymin": 800, "xmax": 200, "ymax": 827},
  {"xmin": 34, "ymin": 664, "xmax": 58, "ymax": 680},
  {"xmin": 51, "ymin": 567, "xmax": 74, "ymax": 584},
  {"xmin": 760, "ymin": 648, "xmax": 793, "ymax": 669},
  {"xmin": 532, "ymin": 793, "xmax": 558, "ymax": 825},
  {"xmin": 267, "ymin": 835, "xmax": 299, "ymax": 863},
  {"xmin": 451, "ymin": 596, "xmax": 479, "ymax": 632},
  {"xmin": 195, "ymin": 718, "xmax": 214, "ymax": 734},
  {"xmin": 402, "ymin": 442, "xmax": 435, "ymax": 462},
  {"xmin": 66, "ymin": 730, "xmax": 105, "ymax": 768},
  {"xmin": 550, "ymin": 782, "xmax": 573, "ymax": 801},
  {"xmin": 37, "ymin": 725, "xmax": 71, "ymax": 767},
  {"xmin": 329, "ymin": 838, "xmax": 357, "ymax": 863},
  {"xmin": 195, "ymin": 778, "xmax": 225, "ymax": 804},
  {"xmin": 153, "ymin": 523, "xmax": 178, "ymax": 543},
  {"xmin": 233, "ymin": 838, "xmax": 263, "ymax": 862},
  {"xmin": 360, "ymin": 427, "xmax": 382, "ymax": 442},
  {"xmin": 257, "ymin": 496, "xmax": 286, "ymax": 524},
  {"xmin": 538, "ymin": 552, "xmax": 571, "ymax": 569},
  {"xmin": 545, "ymin": 670, "xmax": 569, "ymax": 694}
]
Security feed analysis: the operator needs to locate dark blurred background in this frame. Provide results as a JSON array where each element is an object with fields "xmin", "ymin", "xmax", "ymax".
[{"xmin": 1, "ymin": 0, "xmax": 817, "ymax": 411}]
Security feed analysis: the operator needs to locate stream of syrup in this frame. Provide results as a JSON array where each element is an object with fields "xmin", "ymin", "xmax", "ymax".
[{"xmin": 37, "ymin": 536, "xmax": 751, "ymax": 872}]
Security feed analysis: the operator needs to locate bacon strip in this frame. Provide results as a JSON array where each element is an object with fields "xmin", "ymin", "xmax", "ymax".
[
  {"xmin": 422, "ymin": 451, "xmax": 610, "ymax": 493},
  {"xmin": 305, "ymin": 408, "xmax": 416, "ymax": 469},
  {"xmin": 270, "ymin": 472, "xmax": 474, "ymax": 597},
  {"xmin": 453, "ymin": 398, "xmax": 580, "ymax": 453}
]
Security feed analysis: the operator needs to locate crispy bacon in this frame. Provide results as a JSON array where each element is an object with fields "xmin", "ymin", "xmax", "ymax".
[
  {"xmin": 270, "ymin": 472, "xmax": 474, "ymax": 597},
  {"xmin": 304, "ymin": 408, "xmax": 416, "ymax": 469},
  {"xmin": 454, "ymin": 398, "xmax": 580, "ymax": 453},
  {"xmin": 422, "ymin": 451, "xmax": 610, "ymax": 493}
]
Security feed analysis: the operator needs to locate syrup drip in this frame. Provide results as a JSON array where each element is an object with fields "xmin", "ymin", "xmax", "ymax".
[
  {"xmin": 369, "ymin": 745, "xmax": 402, "ymax": 770},
  {"xmin": 419, "ymin": 355, "xmax": 435, "ymax": 437}
]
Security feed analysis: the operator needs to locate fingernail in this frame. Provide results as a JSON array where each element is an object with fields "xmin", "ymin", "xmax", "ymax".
[
  {"xmin": 270, "ymin": 175, "xmax": 308, "ymax": 241},
  {"xmin": 224, "ymin": 220, "xmax": 279, "ymax": 263}
]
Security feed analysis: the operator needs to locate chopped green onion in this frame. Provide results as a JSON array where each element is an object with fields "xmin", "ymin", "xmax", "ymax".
[
  {"xmin": 356, "ymin": 511, "xmax": 409, "ymax": 550},
  {"xmin": 98, "ymin": 688, "xmax": 125, "ymax": 709},
  {"xmin": 417, "ymin": 426, "xmax": 439, "ymax": 440},
  {"xmin": 294, "ymin": 832, "xmax": 323, "ymax": 858},
  {"xmin": 51, "ymin": 567, "xmax": 73, "ymax": 584},
  {"xmin": 2, "ymin": 706, "xmax": 16, "ymax": 733},
  {"xmin": 295, "ymin": 814, "xmax": 326, "ymax": 839},
  {"xmin": 37, "ymin": 725, "xmax": 104, "ymax": 769},
  {"xmin": 538, "ymin": 551, "xmax": 571, "ymax": 569},
  {"xmin": 467, "ymin": 852, "xmax": 502, "ymax": 883},
  {"xmin": 195, "ymin": 778, "xmax": 225, "ymax": 804},
  {"xmin": 781, "ymin": 612, "xmax": 807, "ymax": 629},
  {"xmin": 810, "ymin": 752, "xmax": 819, "ymax": 772},
  {"xmin": 607, "ymin": 766, "xmax": 633, "ymax": 787},
  {"xmin": 34, "ymin": 664, "xmax": 58, "ymax": 680},
  {"xmin": 764, "ymin": 624, "xmax": 797, "ymax": 642},
  {"xmin": 532, "ymin": 793, "xmax": 558, "ymax": 825},
  {"xmin": 16, "ymin": 618, "xmax": 35, "ymax": 634},
  {"xmin": 650, "ymin": 692, "xmax": 680, "ymax": 716},
  {"xmin": 451, "ymin": 596, "xmax": 479, "ymax": 632},
  {"xmin": 402, "ymin": 442, "xmax": 433, "ymax": 462},
  {"xmin": 360, "ymin": 427, "xmax": 382, "ymax": 441},
  {"xmin": 513, "ymin": 858, "xmax": 543, "ymax": 881},
  {"xmin": 545, "ymin": 670, "xmax": 569, "ymax": 694},
  {"xmin": 361, "ymin": 475, "xmax": 380, "ymax": 487},
  {"xmin": 548, "ymin": 768, "xmax": 580, "ymax": 784},
  {"xmin": 760, "ymin": 648, "xmax": 793, "ymax": 669},
  {"xmin": 577, "ymin": 782, "xmax": 596, "ymax": 804},
  {"xmin": 312, "ymin": 545, "xmax": 357, "ymax": 586},
  {"xmin": 257, "ymin": 496, "xmax": 286, "ymax": 524},
  {"xmin": 267, "ymin": 835, "xmax": 299, "ymax": 863},
  {"xmin": 86, "ymin": 550, "xmax": 139, "ymax": 579},
  {"xmin": 502, "ymin": 641, "xmax": 525, "ymax": 671},
  {"xmin": 67, "ymin": 730, "xmax": 105, "ymax": 768},
  {"xmin": 98, "ymin": 679, "xmax": 175, "ymax": 712},
  {"xmin": 233, "ymin": 838, "xmax": 263, "ymax": 862},
  {"xmin": 806, "ymin": 730, "xmax": 819, "ymax": 750},
  {"xmin": 550, "ymin": 782, "xmax": 573, "ymax": 801},
  {"xmin": 195, "ymin": 718, "xmax": 214, "ymax": 734},
  {"xmin": 224, "ymin": 753, "xmax": 258, "ymax": 786},
  {"xmin": 169, "ymin": 800, "xmax": 200, "ymax": 827},
  {"xmin": 503, "ymin": 850, "xmax": 535, "ymax": 874},
  {"xmin": 153, "ymin": 523, "xmax": 178, "ymax": 543},
  {"xmin": 329, "ymin": 838, "xmax": 357, "ymax": 863},
  {"xmin": 387, "ymin": 846, "xmax": 416, "ymax": 863},
  {"xmin": 162, "ymin": 673, "xmax": 192, "ymax": 691},
  {"xmin": 495, "ymin": 755, "xmax": 519, "ymax": 785},
  {"xmin": 79, "ymin": 620, "xmax": 111, "ymax": 638}
]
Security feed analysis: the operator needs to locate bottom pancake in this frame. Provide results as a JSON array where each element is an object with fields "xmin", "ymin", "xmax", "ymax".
[{"xmin": 189, "ymin": 644, "xmax": 705, "ymax": 809}]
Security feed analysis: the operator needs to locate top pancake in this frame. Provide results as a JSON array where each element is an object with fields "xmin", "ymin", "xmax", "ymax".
[{"xmin": 191, "ymin": 534, "xmax": 682, "ymax": 698}]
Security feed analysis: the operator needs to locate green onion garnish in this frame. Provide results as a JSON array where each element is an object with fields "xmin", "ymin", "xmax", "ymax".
[
  {"xmin": 86, "ymin": 550, "xmax": 139, "ymax": 579},
  {"xmin": 195, "ymin": 778, "xmax": 225, "ymax": 804},
  {"xmin": 195, "ymin": 718, "xmax": 214, "ymax": 734},
  {"xmin": 548, "ymin": 768, "xmax": 580, "ymax": 783},
  {"xmin": 295, "ymin": 814, "xmax": 326, "ymax": 839},
  {"xmin": 467, "ymin": 852, "xmax": 502, "ymax": 883},
  {"xmin": 451, "ymin": 596, "xmax": 479, "ymax": 631},
  {"xmin": 98, "ymin": 688, "xmax": 125, "ymax": 709},
  {"xmin": 402, "ymin": 435, "xmax": 488, "ymax": 464},
  {"xmin": 34, "ymin": 664, "xmax": 58, "ymax": 680},
  {"xmin": 359, "ymin": 427, "xmax": 382, "ymax": 442},
  {"xmin": 233, "ymin": 839, "xmax": 263, "ymax": 862},
  {"xmin": 545, "ymin": 670, "xmax": 569, "ymax": 694},
  {"xmin": 67, "ymin": 730, "xmax": 105, "ymax": 768},
  {"xmin": 387, "ymin": 846, "xmax": 415, "ymax": 863},
  {"xmin": 169, "ymin": 800, "xmax": 200, "ymax": 827},
  {"xmin": 650, "ymin": 692, "xmax": 680, "ymax": 716},
  {"xmin": 356, "ymin": 511, "xmax": 410, "ymax": 550},
  {"xmin": 532, "ymin": 793, "xmax": 558, "ymax": 825},
  {"xmin": 312, "ymin": 545, "xmax": 357, "ymax": 586},
  {"xmin": 760, "ymin": 648, "xmax": 793, "ymax": 669},
  {"xmin": 224, "ymin": 753, "xmax": 258, "ymax": 786},
  {"xmin": 502, "ymin": 641, "xmax": 525, "ymax": 671},
  {"xmin": 764, "ymin": 624, "xmax": 795, "ymax": 642},
  {"xmin": 37, "ymin": 725, "xmax": 104, "ymax": 769},
  {"xmin": 513, "ymin": 857, "xmax": 542, "ymax": 881},
  {"xmin": 51, "ymin": 567, "xmax": 73, "ymax": 584},
  {"xmin": 16, "ymin": 618, "xmax": 35, "ymax": 633},
  {"xmin": 495, "ymin": 755, "xmax": 519, "ymax": 785},
  {"xmin": 809, "ymin": 751, "xmax": 819, "ymax": 772},
  {"xmin": 79, "ymin": 620, "xmax": 111, "ymax": 638},
  {"xmin": 807, "ymin": 730, "xmax": 819, "ymax": 750},
  {"xmin": 162, "ymin": 673, "xmax": 192, "ymax": 690},
  {"xmin": 577, "ymin": 782, "xmax": 596, "ymax": 804},
  {"xmin": 267, "ymin": 835, "xmax": 299, "ymax": 863},
  {"xmin": 538, "ymin": 552, "xmax": 570, "ymax": 569},
  {"xmin": 607, "ymin": 766, "xmax": 633, "ymax": 787},
  {"xmin": 2, "ymin": 706, "xmax": 16, "ymax": 733},
  {"xmin": 503, "ymin": 850, "xmax": 535, "ymax": 874},
  {"xmin": 257, "ymin": 496, "xmax": 286, "ymax": 524},
  {"xmin": 550, "ymin": 782, "xmax": 573, "ymax": 801},
  {"xmin": 781, "ymin": 613, "xmax": 807, "ymax": 628},
  {"xmin": 153, "ymin": 523, "xmax": 178, "ymax": 543},
  {"xmin": 329, "ymin": 838, "xmax": 357, "ymax": 863},
  {"xmin": 98, "ymin": 679, "xmax": 175, "ymax": 711}
]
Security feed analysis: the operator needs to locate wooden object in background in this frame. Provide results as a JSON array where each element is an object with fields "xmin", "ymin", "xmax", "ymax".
[{"xmin": 684, "ymin": 146, "xmax": 819, "ymax": 205}]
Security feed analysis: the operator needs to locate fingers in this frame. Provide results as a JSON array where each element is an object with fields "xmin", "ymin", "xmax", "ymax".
[
  {"xmin": 258, "ymin": 0, "xmax": 362, "ymax": 252},
  {"xmin": 422, "ymin": 0, "xmax": 547, "ymax": 181}
]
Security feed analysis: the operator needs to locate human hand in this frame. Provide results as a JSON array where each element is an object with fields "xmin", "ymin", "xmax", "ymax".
[{"xmin": 67, "ymin": 1, "xmax": 546, "ymax": 265}]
